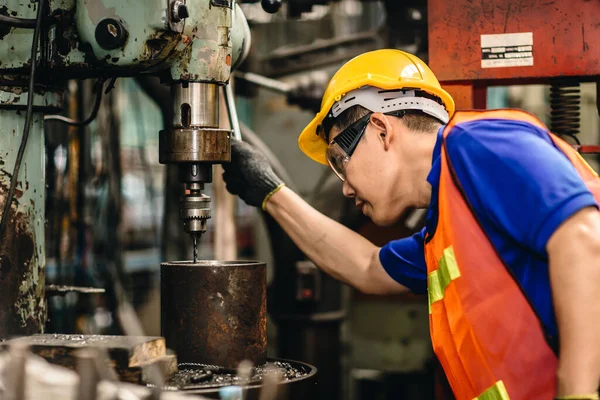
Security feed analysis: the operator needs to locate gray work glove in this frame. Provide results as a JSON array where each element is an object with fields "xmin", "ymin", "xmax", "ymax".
[{"xmin": 222, "ymin": 140, "xmax": 285, "ymax": 210}]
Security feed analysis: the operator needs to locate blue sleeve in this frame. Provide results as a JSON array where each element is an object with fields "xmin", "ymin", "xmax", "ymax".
[
  {"xmin": 379, "ymin": 229, "xmax": 428, "ymax": 294},
  {"xmin": 446, "ymin": 119, "xmax": 598, "ymax": 256}
]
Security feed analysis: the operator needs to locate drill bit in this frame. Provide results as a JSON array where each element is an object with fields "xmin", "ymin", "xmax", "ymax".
[
  {"xmin": 191, "ymin": 232, "xmax": 200, "ymax": 263},
  {"xmin": 193, "ymin": 236, "xmax": 198, "ymax": 263}
]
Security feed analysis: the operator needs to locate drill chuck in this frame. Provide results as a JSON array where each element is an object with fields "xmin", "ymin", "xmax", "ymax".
[
  {"xmin": 180, "ymin": 191, "xmax": 211, "ymax": 235},
  {"xmin": 181, "ymin": 188, "xmax": 210, "ymax": 263}
]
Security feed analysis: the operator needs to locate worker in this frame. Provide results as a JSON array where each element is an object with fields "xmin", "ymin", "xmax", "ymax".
[{"xmin": 222, "ymin": 49, "xmax": 600, "ymax": 400}]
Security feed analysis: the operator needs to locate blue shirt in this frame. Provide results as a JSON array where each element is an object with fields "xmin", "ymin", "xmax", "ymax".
[{"xmin": 379, "ymin": 118, "xmax": 598, "ymax": 339}]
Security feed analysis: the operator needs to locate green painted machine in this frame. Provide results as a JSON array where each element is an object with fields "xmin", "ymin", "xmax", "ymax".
[{"xmin": 0, "ymin": 0, "xmax": 251, "ymax": 337}]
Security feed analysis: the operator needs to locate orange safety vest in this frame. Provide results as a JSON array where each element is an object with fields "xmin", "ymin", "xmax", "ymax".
[{"xmin": 423, "ymin": 109, "xmax": 600, "ymax": 400}]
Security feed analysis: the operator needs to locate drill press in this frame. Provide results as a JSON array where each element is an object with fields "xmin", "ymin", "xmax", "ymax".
[
  {"xmin": 0, "ymin": 0, "xmax": 250, "ymax": 335},
  {"xmin": 159, "ymin": 82, "xmax": 231, "ymax": 262}
]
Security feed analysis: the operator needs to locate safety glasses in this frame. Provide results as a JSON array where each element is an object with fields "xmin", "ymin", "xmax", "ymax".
[
  {"xmin": 324, "ymin": 110, "xmax": 408, "ymax": 181},
  {"xmin": 325, "ymin": 113, "xmax": 372, "ymax": 182}
]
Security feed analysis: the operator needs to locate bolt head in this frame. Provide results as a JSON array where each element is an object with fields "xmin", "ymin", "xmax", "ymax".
[
  {"xmin": 172, "ymin": 1, "xmax": 189, "ymax": 22},
  {"xmin": 261, "ymin": 0, "xmax": 282, "ymax": 14},
  {"xmin": 178, "ymin": 4, "xmax": 189, "ymax": 19}
]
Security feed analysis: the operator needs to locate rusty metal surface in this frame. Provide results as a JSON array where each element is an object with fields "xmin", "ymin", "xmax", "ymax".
[
  {"xmin": 0, "ymin": 207, "xmax": 43, "ymax": 337},
  {"xmin": 0, "ymin": 85, "xmax": 63, "ymax": 110},
  {"xmin": 74, "ymin": 0, "xmax": 180, "ymax": 69},
  {"xmin": 0, "ymin": 0, "xmax": 248, "ymax": 82},
  {"xmin": 0, "ymin": 1, "xmax": 79, "ymax": 71},
  {"xmin": 170, "ymin": 2, "xmax": 232, "ymax": 82},
  {"xmin": 161, "ymin": 261, "xmax": 267, "ymax": 369},
  {"xmin": 0, "ymin": 110, "xmax": 46, "ymax": 339},
  {"xmin": 159, "ymin": 128, "xmax": 231, "ymax": 164},
  {"xmin": 428, "ymin": 0, "xmax": 600, "ymax": 82}
]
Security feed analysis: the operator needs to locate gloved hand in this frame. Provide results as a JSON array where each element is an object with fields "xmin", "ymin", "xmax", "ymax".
[{"xmin": 222, "ymin": 139, "xmax": 285, "ymax": 210}]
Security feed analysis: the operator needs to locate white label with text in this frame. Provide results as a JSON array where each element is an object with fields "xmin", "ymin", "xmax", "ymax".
[{"xmin": 481, "ymin": 32, "xmax": 533, "ymax": 68}]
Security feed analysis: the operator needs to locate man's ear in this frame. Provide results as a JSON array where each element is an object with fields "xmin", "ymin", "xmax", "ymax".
[{"xmin": 370, "ymin": 112, "xmax": 394, "ymax": 151}]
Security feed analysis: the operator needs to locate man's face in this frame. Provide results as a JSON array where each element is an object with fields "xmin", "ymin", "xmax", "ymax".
[{"xmin": 328, "ymin": 113, "xmax": 419, "ymax": 226}]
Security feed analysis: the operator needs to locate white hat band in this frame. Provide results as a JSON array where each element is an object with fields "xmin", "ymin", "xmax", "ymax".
[{"xmin": 331, "ymin": 86, "xmax": 449, "ymax": 124}]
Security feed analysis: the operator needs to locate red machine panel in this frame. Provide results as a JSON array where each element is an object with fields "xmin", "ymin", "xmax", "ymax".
[{"xmin": 428, "ymin": 0, "xmax": 600, "ymax": 83}]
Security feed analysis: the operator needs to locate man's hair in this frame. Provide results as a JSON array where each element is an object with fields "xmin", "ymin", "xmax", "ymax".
[{"xmin": 332, "ymin": 105, "xmax": 442, "ymax": 135}]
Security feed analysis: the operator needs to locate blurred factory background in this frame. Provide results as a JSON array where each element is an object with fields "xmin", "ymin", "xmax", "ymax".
[{"xmin": 0, "ymin": 0, "xmax": 599, "ymax": 399}]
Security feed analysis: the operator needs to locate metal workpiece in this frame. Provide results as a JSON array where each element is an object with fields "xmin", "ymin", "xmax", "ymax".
[
  {"xmin": 158, "ymin": 128, "xmax": 231, "ymax": 164},
  {"xmin": 0, "ymin": 110, "xmax": 46, "ymax": 338},
  {"xmin": 172, "ymin": 83, "xmax": 219, "ymax": 129},
  {"xmin": 161, "ymin": 261, "xmax": 267, "ymax": 369}
]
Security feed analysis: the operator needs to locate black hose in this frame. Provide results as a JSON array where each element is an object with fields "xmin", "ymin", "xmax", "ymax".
[{"xmin": 0, "ymin": 0, "xmax": 46, "ymax": 244}]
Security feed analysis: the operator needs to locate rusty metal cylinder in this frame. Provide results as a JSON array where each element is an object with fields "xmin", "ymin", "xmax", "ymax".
[{"xmin": 161, "ymin": 261, "xmax": 267, "ymax": 369}]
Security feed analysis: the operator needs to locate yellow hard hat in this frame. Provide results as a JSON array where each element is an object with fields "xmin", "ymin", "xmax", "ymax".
[{"xmin": 298, "ymin": 49, "xmax": 455, "ymax": 165}]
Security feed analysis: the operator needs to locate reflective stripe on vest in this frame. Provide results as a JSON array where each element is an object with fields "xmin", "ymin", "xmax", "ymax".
[
  {"xmin": 428, "ymin": 246, "xmax": 460, "ymax": 313},
  {"xmin": 474, "ymin": 381, "xmax": 510, "ymax": 400},
  {"xmin": 423, "ymin": 109, "xmax": 600, "ymax": 400}
]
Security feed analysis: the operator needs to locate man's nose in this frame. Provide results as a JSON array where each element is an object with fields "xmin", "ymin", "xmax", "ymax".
[{"xmin": 342, "ymin": 180, "xmax": 355, "ymax": 198}]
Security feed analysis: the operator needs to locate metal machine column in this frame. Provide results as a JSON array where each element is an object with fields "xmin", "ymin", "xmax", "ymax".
[{"xmin": 0, "ymin": 86, "xmax": 62, "ymax": 336}]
